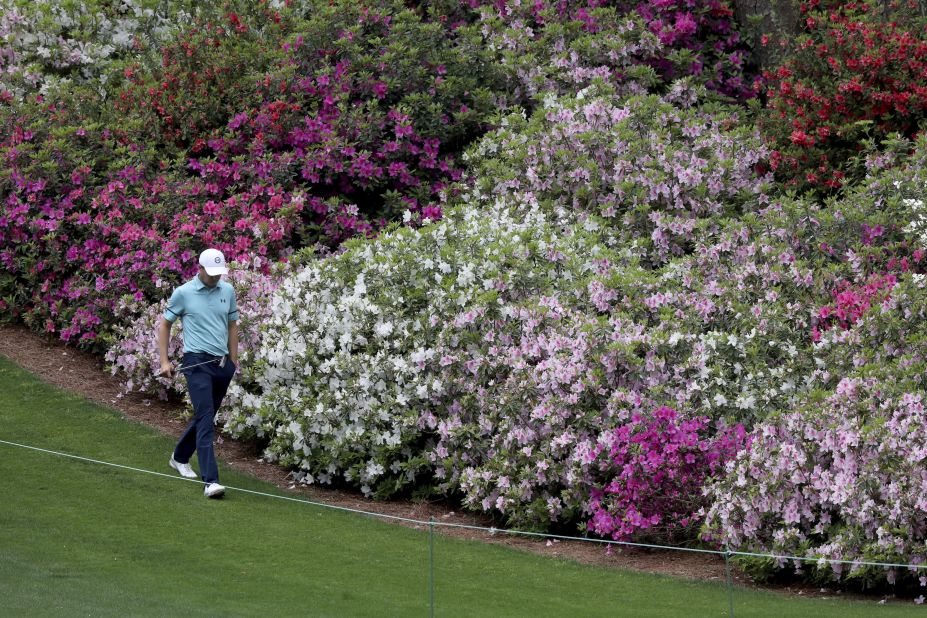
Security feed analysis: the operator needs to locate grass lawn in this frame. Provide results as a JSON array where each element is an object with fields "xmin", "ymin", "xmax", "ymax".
[{"xmin": 0, "ymin": 355, "xmax": 921, "ymax": 617}]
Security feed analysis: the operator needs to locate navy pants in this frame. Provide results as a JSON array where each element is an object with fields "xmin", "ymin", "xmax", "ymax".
[{"xmin": 173, "ymin": 352, "xmax": 236, "ymax": 484}]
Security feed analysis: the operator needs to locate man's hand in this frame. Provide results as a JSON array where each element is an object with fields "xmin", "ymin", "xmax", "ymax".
[{"xmin": 159, "ymin": 360, "xmax": 174, "ymax": 379}]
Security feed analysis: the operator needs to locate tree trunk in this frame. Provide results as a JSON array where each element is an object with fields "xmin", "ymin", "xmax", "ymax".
[{"xmin": 732, "ymin": 0, "xmax": 802, "ymax": 72}]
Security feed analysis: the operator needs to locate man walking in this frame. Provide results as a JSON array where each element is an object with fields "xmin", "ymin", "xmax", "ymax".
[{"xmin": 158, "ymin": 248, "xmax": 239, "ymax": 498}]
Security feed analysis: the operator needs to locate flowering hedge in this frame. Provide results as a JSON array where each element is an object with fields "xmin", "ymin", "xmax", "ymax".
[
  {"xmin": 214, "ymin": 107, "xmax": 927, "ymax": 542},
  {"xmin": 221, "ymin": 87, "xmax": 798, "ymax": 534},
  {"xmin": 225, "ymin": 200, "xmax": 775, "ymax": 531}
]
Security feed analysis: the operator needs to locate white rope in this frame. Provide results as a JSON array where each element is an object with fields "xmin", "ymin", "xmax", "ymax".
[
  {"xmin": 3, "ymin": 437, "xmax": 926, "ymax": 571},
  {"xmin": 727, "ymin": 550, "xmax": 927, "ymax": 571},
  {"xmin": 433, "ymin": 521, "xmax": 725, "ymax": 555},
  {"xmin": 0, "ymin": 438, "xmax": 425, "ymax": 526}
]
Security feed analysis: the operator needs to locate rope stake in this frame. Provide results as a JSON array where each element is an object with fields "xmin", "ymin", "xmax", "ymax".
[{"xmin": 429, "ymin": 516, "xmax": 436, "ymax": 618}]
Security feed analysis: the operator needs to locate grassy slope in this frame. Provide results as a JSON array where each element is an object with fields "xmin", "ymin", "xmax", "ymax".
[{"xmin": 0, "ymin": 356, "xmax": 919, "ymax": 617}]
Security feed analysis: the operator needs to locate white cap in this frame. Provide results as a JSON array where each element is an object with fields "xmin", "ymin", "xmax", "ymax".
[{"xmin": 199, "ymin": 248, "xmax": 228, "ymax": 276}]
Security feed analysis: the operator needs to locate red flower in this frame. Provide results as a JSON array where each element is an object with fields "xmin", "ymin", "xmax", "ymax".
[{"xmin": 790, "ymin": 130, "xmax": 815, "ymax": 147}]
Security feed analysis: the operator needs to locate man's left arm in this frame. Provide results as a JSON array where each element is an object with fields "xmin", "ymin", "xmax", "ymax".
[
  {"xmin": 228, "ymin": 320, "xmax": 239, "ymax": 365},
  {"xmin": 227, "ymin": 287, "xmax": 240, "ymax": 365}
]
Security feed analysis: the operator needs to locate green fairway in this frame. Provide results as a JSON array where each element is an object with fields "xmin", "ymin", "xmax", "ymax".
[{"xmin": 0, "ymin": 355, "xmax": 920, "ymax": 617}]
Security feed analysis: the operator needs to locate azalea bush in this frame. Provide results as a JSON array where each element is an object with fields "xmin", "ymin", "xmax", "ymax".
[
  {"xmin": 704, "ymin": 370, "xmax": 927, "ymax": 588},
  {"xmin": 587, "ymin": 407, "xmax": 746, "ymax": 542},
  {"xmin": 114, "ymin": 3, "xmax": 288, "ymax": 154},
  {"xmin": 118, "ymin": 0, "xmax": 506, "ymax": 248},
  {"xmin": 0, "ymin": 4, "xmax": 299, "ymax": 344},
  {"xmin": 418, "ymin": 0, "xmax": 753, "ymax": 101},
  {"xmin": 464, "ymin": 81, "xmax": 770, "ymax": 266},
  {"xmin": 220, "ymin": 83, "xmax": 820, "ymax": 532},
  {"xmin": 0, "ymin": 0, "xmax": 505, "ymax": 344},
  {"xmin": 760, "ymin": 0, "xmax": 927, "ymax": 192},
  {"xmin": 222, "ymin": 201, "xmax": 620, "ymax": 498},
  {"xmin": 230, "ymin": 197, "xmax": 824, "ymax": 530},
  {"xmin": 427, "ymin": 206, "xmax": 824, "ymax": 528},
  {"xmin": 224, "ymin": 86, "xmax": 815, "ymax": 530}
]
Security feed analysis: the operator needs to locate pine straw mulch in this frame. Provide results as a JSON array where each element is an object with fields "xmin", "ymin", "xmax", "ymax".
[{"xmin": 0, "ymin": 323, "xmax": 875, "ymax": 603}]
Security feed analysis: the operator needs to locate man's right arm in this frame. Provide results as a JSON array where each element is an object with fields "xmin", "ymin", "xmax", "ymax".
[
  {"xmin": 158, "ymin": 317, "xmax": 174, "ymax": 378},
  {"xmin": 159, "ymin": 286, "xmax": 185, "ymax": 378}
]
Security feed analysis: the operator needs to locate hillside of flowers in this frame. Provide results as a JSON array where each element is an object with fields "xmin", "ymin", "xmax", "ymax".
[{"xmin": 7, "ymin": 0, "xmax": 927, "ymax": 594}]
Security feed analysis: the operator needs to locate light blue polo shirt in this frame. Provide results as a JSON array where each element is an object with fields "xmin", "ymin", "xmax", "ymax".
[{"xmin": 164, "ymin": 276, "xmax": 239, "ymax": 356}]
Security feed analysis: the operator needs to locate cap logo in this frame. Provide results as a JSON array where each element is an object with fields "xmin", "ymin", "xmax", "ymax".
[{"xmin": 215, "ymin": 257, "xmax": 221, "ymax": 264}]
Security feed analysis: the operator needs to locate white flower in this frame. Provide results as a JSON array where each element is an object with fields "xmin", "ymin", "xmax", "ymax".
[
  {"xmin": 353, "ymin": 275, "xmax": 367, "ymax": 296},
  {"xmin": 735, "ymin": 394, "xmax": 756, "ymax": 410},
  {"xmin": 364, "ymin": 461, "xmax": 384, "ymax": 480}
]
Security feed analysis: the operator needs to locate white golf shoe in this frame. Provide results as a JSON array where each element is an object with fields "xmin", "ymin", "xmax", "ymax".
[
  {"xmin": 204, "ymin": 483, "xmax": 226, "ymax": 498},
  {"xmin": 169, "ymin": 456, "xmax": 197, "ymax": 479}
]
